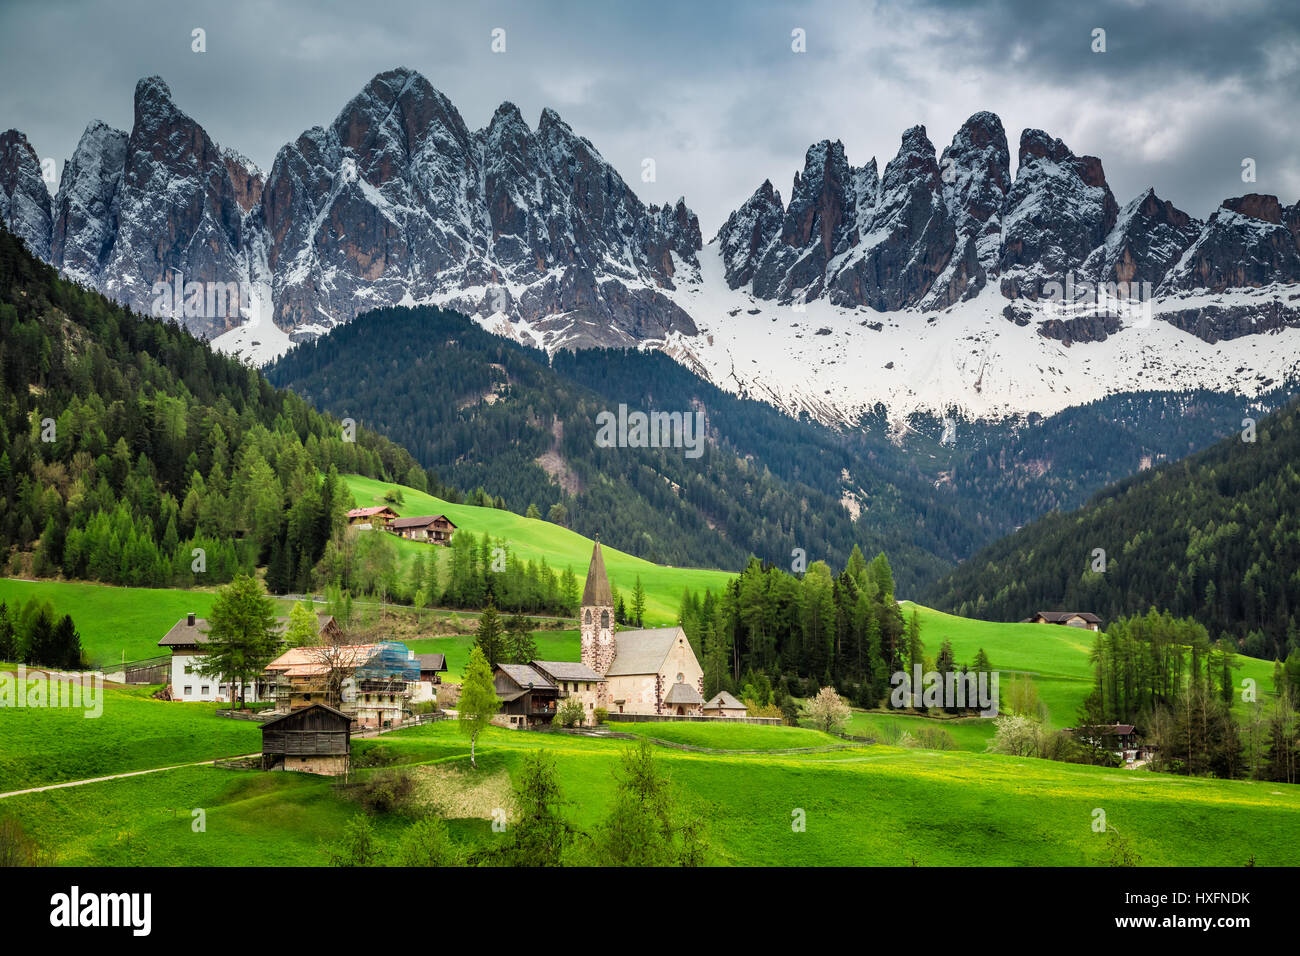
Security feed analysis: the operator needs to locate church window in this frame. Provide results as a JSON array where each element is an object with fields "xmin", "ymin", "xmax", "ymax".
[
  {"xmin": 585, "ymin": 609, "xmax": 592, "ymax": 624},
  {"xmin": 601, "ymin": 610, "xmax": 610, "ymax": 628}
]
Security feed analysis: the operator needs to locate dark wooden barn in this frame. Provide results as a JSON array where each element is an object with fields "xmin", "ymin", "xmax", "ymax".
[{"xmin": 259, "ymin": 702, "xmax": 352, "ymax": 775}]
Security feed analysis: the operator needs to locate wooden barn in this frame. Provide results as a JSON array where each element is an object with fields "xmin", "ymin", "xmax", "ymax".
[{"xmin": 259, "ymin": 702, "xmax": 352, "ymax": 776}]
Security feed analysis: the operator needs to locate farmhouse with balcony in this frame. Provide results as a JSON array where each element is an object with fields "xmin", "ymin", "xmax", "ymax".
[
  {"xmin": 157, "ymin": 611, "xmax": 340, "ymax": 703},
  {"xmin": 259, "ymin": 702, "xmax": 352, "ymax": 776},
  {"xmin": 494, "ymin": 662, "xmax": 560, "ymax": 728},
  {"xmin": 579, "ymin": 538, "xmax": 705, "ymax": 716},
  {"xmin": 1021, "ymin": 611, "xmax": 1103, "ymax": 631},
  {"xmin": 345, "ymin": 505, "xmax": 398, "ymax": 529},
  {"xmin": 389, "ymin": 513, "xmax": 457, "ymax": 544}
]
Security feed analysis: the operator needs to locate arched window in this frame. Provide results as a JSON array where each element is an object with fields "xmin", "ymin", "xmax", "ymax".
[
  {"xmin": 584, "ymin": 609, "xmax": 592, "ymax": 624},
  {"xmin": 601, "ymin": 610, "xmax": 610, "ymax": 629}
]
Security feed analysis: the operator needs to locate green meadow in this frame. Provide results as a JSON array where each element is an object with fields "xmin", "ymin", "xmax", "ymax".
[
  {"xmin": 6, "ymin": 719, "xmax": 1299, "ymax": 867},
  {"xmin": 0, "ymin": 676, "xmax": 261, "ymax": 792},
  {"xmin": 343, "ymin": 473, "xmax": 735, "ymax": 624}
]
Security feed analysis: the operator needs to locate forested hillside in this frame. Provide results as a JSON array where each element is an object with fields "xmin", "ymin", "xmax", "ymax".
[
  {"xmin": 924, "ymin": 398, "xmax": 1300, "ymax": 662},
  {"xmin": 0, "ymin": 226, "xmax": 438, "ymax": 590},
  {"xmin": 268, "ymin": 303, "xmax": 1287, "ymax": 592}
]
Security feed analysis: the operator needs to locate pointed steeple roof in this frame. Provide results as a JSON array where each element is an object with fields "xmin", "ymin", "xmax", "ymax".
[{"xmin": 581, "ymin": 536, "xmax": 613, "ymax": 607}]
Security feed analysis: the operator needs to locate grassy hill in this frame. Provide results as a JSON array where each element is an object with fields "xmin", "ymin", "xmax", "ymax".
[
  {"xmin": 0, "ymin": 579, "xmax": 301, "ymax": 667},
  {"xmin": 904, "ymin": 603, "xmax": 1277, "ymax": 729},
  {"xmin": 343, "ymin": 473, "xmax": 736, "ymax": 624},
  {"xmin": 7, "ymin": 719, "xmax": 1299, "ymax": 866},
  {"xmin": 0, "ymin": 676, "xmax": 261, "ymax": 792}
]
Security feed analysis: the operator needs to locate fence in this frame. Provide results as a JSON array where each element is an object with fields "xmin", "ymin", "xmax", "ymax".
[{"xmin": 119, "ymin": 654, "xmax": 171, "ymax": 684}]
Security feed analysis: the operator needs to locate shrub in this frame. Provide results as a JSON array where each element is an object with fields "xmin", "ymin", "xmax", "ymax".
[
  {"xmin": 356, "ymin": 769, "xmax": 415, "ymax": 814},
  {"xmin": 593, "ymin": 707, "xmax": 609, "ymax": 725},
  {"xmin": 554, "ymin": 696, "xmax": 585, "ymax": 728}
]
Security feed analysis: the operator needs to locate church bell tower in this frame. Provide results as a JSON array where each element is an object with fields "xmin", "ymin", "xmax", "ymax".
[{"xmin": 580, "ymin": 536, "xmax": 616, "ymax": 677}]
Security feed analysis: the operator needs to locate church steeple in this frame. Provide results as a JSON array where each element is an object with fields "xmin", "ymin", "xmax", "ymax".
[
  {"xmin": 580, "ymin": 535, "xmax": 616, "ymax": 680},
  {"xmin": 581, "ymin": 535, "xmax": 614, "ymax": 607}
]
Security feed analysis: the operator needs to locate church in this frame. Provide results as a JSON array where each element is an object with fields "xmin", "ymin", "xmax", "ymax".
[{"xmin": 580, "ymin": 538, "xmax": 706, "ymax": 716}]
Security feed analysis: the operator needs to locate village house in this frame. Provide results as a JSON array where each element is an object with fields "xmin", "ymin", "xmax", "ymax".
[
  {"xmin": 1065, "ymin": 722, "xmax": 1143, "ymax": 763},
  {"xmin": 493, "ymin": 662, "xmax": 560, "ymax": 728},
  {"xmin": 703, "ymin": 691, "xmax": 748, "ymax": 718},
  {"xmin": 1021, "ymin": 610, "xmax": 1103, "ymax": 631},
  {"xmin": 579, "ymin": 538, "xmax": 706, "ymax": 716},
  {"xmin": 411, "ymin": 652, "xmax": 447, "ymax": 705},
  {"xmin": 264, "ymin": 641, "xmax": 421, "ymax": 729},
  {"xmin": 157, "ymin": 611, "xmax": 341, "ymax": 703},
  {"xmin": 531, "ymin": 660, "xmax": 604, "ymax": 722},
  {"xmin": 345, "ymin": 505, "xmax": 398, "ymax": 529},
  {"xmin": 389, "ymin": 514, "xmax": 457, "ymax": 544},
  {"xmin": 260, "ymin": 702, "xmax": 352, "ymax": 775}
]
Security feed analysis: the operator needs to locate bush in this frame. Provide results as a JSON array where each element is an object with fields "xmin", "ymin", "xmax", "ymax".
[
  {"xmin": 593, "ymin": 707, "xmax": 609, "ymax": 725},
  {"xmin": 393, "ymin": 815, "xmax": 458, "ymax": 867},
  {"xmin": 356, "ymin": 769, "xmax": 415, "ymax": 814},
  {"xmin": 327, "ymin": 813, "xmax": 378, "ymax": 866},
  {"xmin": 554, "ymin": 696, "xmax": 586, "ymax": 728},
  {"xmin": 908, "ymin": 726, "xmax": 957, "ymax": 751},
  {"xmin": 353, "ymin": 744, "xmax": 399, "ymax": 768}
]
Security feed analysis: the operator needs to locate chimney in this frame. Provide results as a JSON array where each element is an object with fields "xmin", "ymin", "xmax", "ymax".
[{"xmin": 187, "ymin": 612, "xmax": 196, "ymax": 626}]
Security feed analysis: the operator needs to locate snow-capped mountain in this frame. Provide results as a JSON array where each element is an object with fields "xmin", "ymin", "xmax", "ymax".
[{"xmin": 2, "ymin": 67, "xmax": 1299, "ymax": 422}]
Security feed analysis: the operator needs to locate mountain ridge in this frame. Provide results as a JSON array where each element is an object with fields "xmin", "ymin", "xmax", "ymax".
[{"xmin": 3, "ymin": 67, "xmax": 1300, "ymax": 423}]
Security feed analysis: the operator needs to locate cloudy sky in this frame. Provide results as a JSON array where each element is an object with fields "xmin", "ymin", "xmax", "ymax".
[{"xmin": 2, "ymin": 0, "xmax": 1297, "ymax": 233}]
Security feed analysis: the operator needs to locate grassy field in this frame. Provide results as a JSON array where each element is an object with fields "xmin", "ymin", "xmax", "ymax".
[
  {"xmin": 606, "ymin": 721, "xmax": 841, "ymax": 750},
  {"xmin": 343, "ymin": 474, "xmax": 735, "ymax": 624},
  {"xmin": 0, "ymin": 675, "xmax": 261, "ymax": 792},
  {"xmin": 842, "ymin": 710, "xmax": 996, "ymax": 752},
  {"xmin": 0, "ymin": 578, "xmax": 298, "ymax": 667},
  {"xmin": 7, "ymin": 718, "xmax": 1300, "ymax": 867}
]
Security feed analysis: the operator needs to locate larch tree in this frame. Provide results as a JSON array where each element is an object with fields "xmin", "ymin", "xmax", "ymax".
[{"xmin": 458, "ymin": 645, "xmax": 500, "ymax": 769}]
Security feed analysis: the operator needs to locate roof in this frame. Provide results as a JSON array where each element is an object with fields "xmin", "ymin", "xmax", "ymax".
[
  {"xmin": 581, "ymin": 539, "xmax": 614, "ymax": 607},
  {"xmin": 158, "ymin": 613, "xmax": 335, "ymax": 649},
  {"xmin": 605, "ymin": 627, "xmax": 686, "ymax": 677},
  {"xmin": 259, "ymin": 702, "xmax": 352, "ymax": 729},
  {"xmin": 704, "ymin": 691, "xmax": 745, "ymax": 710},
  {"xmin": 663, "ymin": 682, "xmax": 704, "ymax": 705},
  {"xmin": 497, "ymin": 663, "xmax": 556, "ymax": 690},
  {"xmin": 264, "ymin": 643, "xmax": 383, "ymax": 678},
  {"xmin": 416, "ymin": 653, "xmax": 447, "ymax": 673},
  {"xmin": 346, "ymin": 506, "xmax": 396, "ymax": 518},
  {"xmin": 531, "ymin": 660, "xmax": 604, "ymax": 683},
  {"xmin": 390, "ymin": 514, "xmax": 452, "ymax": 530},
  {"xmin": 1026, "ymin": 611, "xmax": 1102, "ymax": 624}
]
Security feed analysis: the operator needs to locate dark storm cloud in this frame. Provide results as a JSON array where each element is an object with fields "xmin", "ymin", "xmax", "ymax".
[{"xmin": 0, "ymin": 0, "xmax": 1296, "ymax": 233}]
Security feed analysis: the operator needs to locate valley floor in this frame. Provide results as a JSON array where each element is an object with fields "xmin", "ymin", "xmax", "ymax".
[{"xmin": 3, "ymin": 716, "xmax": 1298, "ymax": 867}]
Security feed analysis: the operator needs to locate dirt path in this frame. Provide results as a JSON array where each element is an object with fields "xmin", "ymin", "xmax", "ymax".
[{"xmin": 0, "ymin": 753, "xmax": 261, "ymax": 800}]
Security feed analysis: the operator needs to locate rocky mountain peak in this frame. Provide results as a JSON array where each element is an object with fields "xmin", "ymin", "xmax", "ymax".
[
  {"xmin": 0, "ymin": 128, "xmax": 52, "ymax": 260},
  {"xmin": 999, "ymin": 127, "xmax": 1119, "ymax": 298}
]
